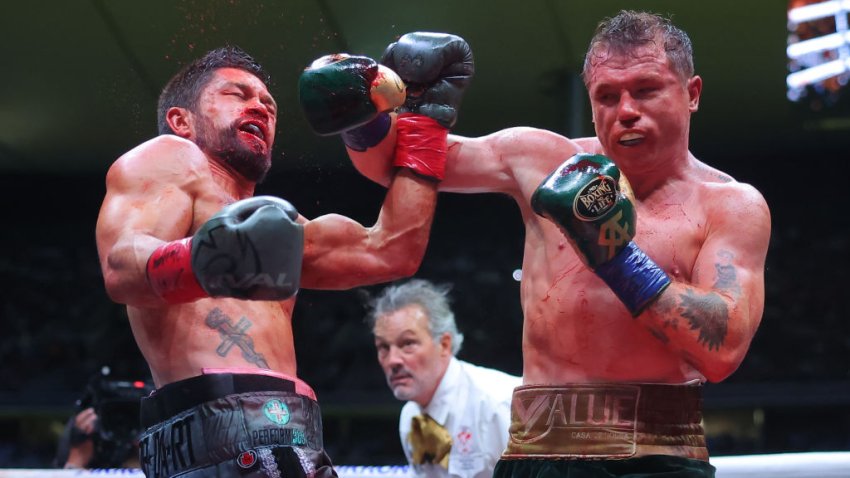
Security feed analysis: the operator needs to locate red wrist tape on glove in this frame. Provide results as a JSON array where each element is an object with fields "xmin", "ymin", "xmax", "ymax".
[
  {"xmin": 145, "ymin": 238, "xmax": 207, "ymax": 303},
  {"xmin": 394, "ymin": 113, "xmax": 448, "ymax": 181}
]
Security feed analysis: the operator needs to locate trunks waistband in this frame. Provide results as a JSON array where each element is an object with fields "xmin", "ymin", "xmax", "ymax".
[
  {"xmin": 138, "ymin": 374, "xmax": 324, "ymax": 477},
  {"xmin": 141, "ymin": 373, "xmax": 312, "ymax": 428},
  {"xmin": 502, "ymin": 383, "xmax": 708, "ymax": 461}
]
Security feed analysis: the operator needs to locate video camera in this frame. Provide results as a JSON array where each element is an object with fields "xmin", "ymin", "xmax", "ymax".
[{"xmin": 74, "ymin": 368, "xmax": 154, "ymax": 467}]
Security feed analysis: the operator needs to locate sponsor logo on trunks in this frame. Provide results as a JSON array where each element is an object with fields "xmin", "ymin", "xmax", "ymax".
[
  {"xmin": 512, "ymin": 386, "xmax": 638, "ymax": 442},
  {"xmin": 140, "ymin": 414, "xmax": 197, "ymax": 478},
  {"xmin": 263, "ymin": 399, "xmax": 290, "ymax": 425},
  {"xmin": 237, "ymin": 450, "xmax": 258, "ymax": 469},
  {"xmin": 252, "ymin": 427, "xmax": 308, "ymax": 446},
  {"xmin": 573, "ymin": 175, "xmax": 617, "ymax": 221}
]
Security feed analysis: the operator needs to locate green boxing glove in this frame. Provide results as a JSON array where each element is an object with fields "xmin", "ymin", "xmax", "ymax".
[
  {"xmin": 298, "ymin": 53, "xmax": 405, "ymax": 146},
  {"xmin": 531, "ymin": 154, "xmax": 670, "ymax": 316}
]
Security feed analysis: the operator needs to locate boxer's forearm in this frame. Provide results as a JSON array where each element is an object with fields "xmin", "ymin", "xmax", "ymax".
[
  {"xmin": 641, "ymin": 282, "xmax": 754, "ymax": 383},
  {"xmin": 368, "ymin": 168, "xmax": 438, "ymax": 265},
  {"xmin": 300, "ymin": 169, "xmax": 436, "ymax": 290},
  {"xmin": 100, "ymin": 234, "xmax": 168, "ymax": 307},
  {"xmin": 346, "ymin": 115, "xmax": 399, "ymax": 188}
]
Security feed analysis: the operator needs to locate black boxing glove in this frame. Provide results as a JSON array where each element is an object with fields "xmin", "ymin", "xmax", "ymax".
[
  {"xmin": 380, "ymin": 32, "xmax": 474, "ymax": 128},
  {"xmin": 379, "ymin": 32, "xmax": 474, "ymax": 180},
  {"xmin": 146, "ymin": 196, "xmax": 303, "ymax": 302}
]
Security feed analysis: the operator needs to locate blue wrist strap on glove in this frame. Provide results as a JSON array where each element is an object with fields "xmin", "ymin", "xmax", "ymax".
[
  {"xmin": 594, "ymin": 241, "xmax": 671, "ymax": 316},
  {"xmin": 341, "ymin": 113, "xmax": 391, "ymax": 152}
]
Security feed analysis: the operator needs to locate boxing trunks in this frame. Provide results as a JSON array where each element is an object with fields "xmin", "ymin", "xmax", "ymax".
[
  {"xmin": 138, "ymin": 373, "xmax": 337, "ymax": 478},
  {"xmin": 496, "ymin": 383, "xmax": 715, "ymax": 477}
]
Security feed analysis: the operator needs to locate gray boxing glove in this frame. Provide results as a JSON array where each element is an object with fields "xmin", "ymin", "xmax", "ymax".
[{"xmin": 146, "ymin": 196, "xmax": 303, "ymax": 302}]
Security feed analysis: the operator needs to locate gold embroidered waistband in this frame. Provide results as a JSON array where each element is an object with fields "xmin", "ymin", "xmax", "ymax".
[{"xmin": 502, "ymin": 383, "xmax": 708, "ymax": 461}]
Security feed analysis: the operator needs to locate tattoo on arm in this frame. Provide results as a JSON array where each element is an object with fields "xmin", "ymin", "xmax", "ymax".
[
  {"xmin": 714, "ymin": 250, "xmax": 741, "ymax": 296},
  {"xmin": 648, "ymin": 251, "xmax": 739, "ymax": 350},
  {"xmin": 647, "ymin": 326, "xmax": 670, "ymax": 344},
  {"xmin": 205, "ymin": 308, "xmax": 270, "ymax": 369},
  {"xmin": 652, "ymin": 294, "xmax": 678, "ymax": 341},
  {"xmin": 679, "ymin": 289, "xmax": 728, "ymax": 351}
]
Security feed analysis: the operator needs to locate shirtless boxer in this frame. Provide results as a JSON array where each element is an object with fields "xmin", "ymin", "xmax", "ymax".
[
  {"xmin": 339, "ymin": 13, "xmax": 770, "ymax": 477},
  {"xmin": 96, "ymin": 45, "xmax": 471, "ymax": 477}
]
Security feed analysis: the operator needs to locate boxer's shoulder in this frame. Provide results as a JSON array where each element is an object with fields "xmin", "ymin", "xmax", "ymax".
[
  {"xmin": 701, "ymin": 180, "xmax": 770, "ymax": 228},
  {"xmin": 108, "ymin": 135, "xmax": 211, "ymax": 188},
  {"xmin": 691, "ymin": 156, "xmax": 737, "ymax": 185},
  {"xmin": 120, "ymin": 135, "xmax": 205, "ymax": 167},
  {"xmin": 688, "ymin": 160, "xmax": 766, "ymax": 215}
]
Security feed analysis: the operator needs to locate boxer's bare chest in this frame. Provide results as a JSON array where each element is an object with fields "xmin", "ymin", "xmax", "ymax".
[
  {"xmin": 188, "ymin": 178, "xmax": 244, "ymax": 234},
  {"xmin": 520, "ymin": 189, "xmax": 709, "ymax": 382}
]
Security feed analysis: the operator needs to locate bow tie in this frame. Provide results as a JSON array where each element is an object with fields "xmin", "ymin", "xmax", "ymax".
[{"xmin": 408, "ymin": 413, "xmax": 452, "ymax": 468}]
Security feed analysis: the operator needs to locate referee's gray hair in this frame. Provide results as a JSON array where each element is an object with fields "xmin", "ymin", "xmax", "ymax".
[{"xmin": 367, "ymin": 279, "xmax": 464, "ymax": 355}]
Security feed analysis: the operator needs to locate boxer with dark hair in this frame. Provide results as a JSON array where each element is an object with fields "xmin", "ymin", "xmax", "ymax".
[
  {"xmin": 339, "ymin": 13, "xmax": 770, "ymax": 477},
  {"xmin": 96, "ymin": 44, "xmax": 471, "ymax": 477}
]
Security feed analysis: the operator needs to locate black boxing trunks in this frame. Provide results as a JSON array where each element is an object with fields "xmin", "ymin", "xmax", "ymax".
[
  {"xmin": 138, "ymin": 373, "xmax": 337, "ymax": 478},
  {"xmin": 502, "ymin": 383, "xmax": 708, "ymax": 461}
]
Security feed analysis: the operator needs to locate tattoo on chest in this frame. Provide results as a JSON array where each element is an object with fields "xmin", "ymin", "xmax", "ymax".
[
  {"xmin": 204, "ymin": 308, "xmax": 269, "ymax": 368},
  {"xmin": 678, "ymin": 290, "xmax": 728, "ymax": 351}
]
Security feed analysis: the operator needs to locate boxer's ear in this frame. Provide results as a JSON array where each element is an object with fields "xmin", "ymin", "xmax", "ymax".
[
  {"xmin": 687, "ymin": 75, "xmax": 702, "ymax": 113},
  {"xmin": 166, "ymin": 107, "xmax": 193, "ymax": 139}
]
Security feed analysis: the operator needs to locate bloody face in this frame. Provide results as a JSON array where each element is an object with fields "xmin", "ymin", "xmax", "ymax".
[{"xmin": 192, "ymin": 68, "xmax": 278, "ymax": 182}]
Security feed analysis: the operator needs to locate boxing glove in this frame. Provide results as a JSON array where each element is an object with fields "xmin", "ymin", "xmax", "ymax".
[
  {"xmin": 146, "ymin": 196, "xmax": 303, "ymax": 303},
  {"xmin": 531, "ymin": 154, "xmax": 670, "ymax": 316},
  {"xmin": 380, "ymin": 32, "xmax": 474, "ymax": 129},
  {"xmin": 378, "ymin": 32, "xmax": 475, "ymax": 180},
  {"xmin": 298, "ymin": 54, "xmax": 405, "ymax": 142}
]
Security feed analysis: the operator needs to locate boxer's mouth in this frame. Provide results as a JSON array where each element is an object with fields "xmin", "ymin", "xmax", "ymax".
[
  {"xmin": 618, "ymin": 132, "xmax": 644, "ymax": 146},
  {"xmin": 238, "ymin": 121, "xmax": 267, "ymax": 142}
]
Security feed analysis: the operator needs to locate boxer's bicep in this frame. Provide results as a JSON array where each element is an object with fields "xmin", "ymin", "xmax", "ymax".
[
  {"xmin": 691, "ymin": 184, "xmax": 770, "ymax": 337},
  {"xmin": 96, "ymin": 155, "xmax": 195, "ymax": 302},
  {"xmin": 299, "ymin": 213, "xmax": 393, "ymax": 290},
  {"xmin": 651, "ymin": 184, "xmax": 770, "ymax": 381}
]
